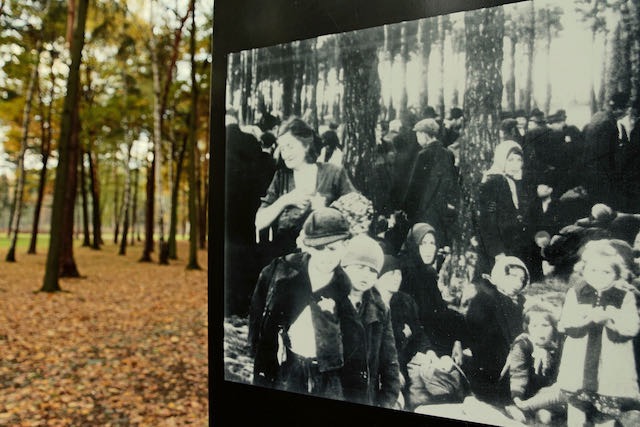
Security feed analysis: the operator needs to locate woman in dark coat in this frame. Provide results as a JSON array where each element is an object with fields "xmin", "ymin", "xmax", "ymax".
[
  {"xmin": 477, "ymin": 139, "xmax": 539, "ymax": 281},
  {"xmin": 398, "ymin": 223, "xmax": 468, "ymax": 356},
  {"xmin": 255, "ymin": 117, "xmax": 355, "ymax": 257}
]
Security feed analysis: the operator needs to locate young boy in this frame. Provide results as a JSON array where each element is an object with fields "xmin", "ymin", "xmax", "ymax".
[
  {"xmin": 248, "ymin": 207, "xmax": 351, "ymax": 399},
  {"xmin": 336, "ymin": 235, "xmax": 401, "ymax": 408}
]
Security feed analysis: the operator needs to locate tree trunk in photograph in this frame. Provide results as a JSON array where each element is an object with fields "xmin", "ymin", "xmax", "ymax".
[
  {"xmin": 506, "ymin": 35, "xmax": 517, "ymax": 113},
  {"xmin": 240, "ymin": 49, "xmax": 250, "ymax": 124},
  {"xmin": 87, "ymin": 142, "xmax": 102, "ymax": 249},
  {"xmin": 168, "ymin": 136, "xmax": 187, "ymax": 259},
  {"xmin": 293, "ymin": 41, "xmax": 304, "ymax": 118},
  {"xmin": 281, "ymin": 43, "xmax": 294, "ymax": 119},
  {"xmin": 417, "ymin": 19, "xmax": 432, "ymax": 116},
  {"xmin": 79, "ymin": 147, "xmax": 91, "ymax": 247},
  {"xmin": 630, "ymin": 0, "xmax": 640, "ymax": 122},
  {"xmin": 7, "ymin": 47, "xmax": 40, "ymax": 262},
  {"xmin": 544, "ymin": 10, "xmax": 552, "ymax": 116},
  {"xmin": 437, "ymin": 15, "xmax": 447, "ymax": 120},
  {"xmin": 118, "ymin": 141, "xmax": 133, "ymax": 256},
  {"xmin": 250, "ymin": 48, "xmax": 259, "ymax": 124},
  {"xmin": 140, "ymin": 159, "xmax": 155, "ymax": 262},
  {"xmin": 398, "ymin": 22, "xmax": 408, "ymax": 118},
  {"xmin": 226, "ymin": 51, "xmax": 235, "ymax": 108},
  {"xmin": 524, "ymin": 1, "xmax": 535, "ymax": 116},
  {"xmin": 59, "ymin": 96, "xmax": 81, "ymax": 279},
  {"xmin": 339, "ymin": 27, "xmax": 381, "ymax": 199},
  {"xmin": 29, "ymin": 66, "xmax": 54, "ymax": 255},
  {"xmin": 447, "ymin": 7, "xmax": 504, "ymax": 296},
  {"xmin": 187, "ymin": 0, "xmax": 201, "ymax": 270},
  {"xmin": 333, "ymin": 37, "xmax": 343, "ymax": 124},
  {"xmin": 309, "ymin": 39, "xmax": 319, "ymax": 131}
]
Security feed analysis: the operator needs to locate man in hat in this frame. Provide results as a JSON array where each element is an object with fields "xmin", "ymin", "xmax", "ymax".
[
  {"xmin": 546, "ymin": 109, "xmax": 584, "ymax": 195},
  {"xmin": 615, "ymin": 99, "xmax": 640, "ymax": 212},
  {"xmin": 582, "ymin": 91, "xmax": 630, "ymax": 210},
  {"xmin": 440, "ymin": 107, "xmax": 465, "ymax": 148},
  {"xmin": 336, "ymin": 235, "xmax": 401, "ymax": 408},
  {"xmin": 248, "ymin": 207, "xmax": 352, "ymax": 398},
  {"xmin": 521, "ymin": 108, "xmax": 552, "ymax": 196},
  {"xmin": 513, "ymin": 109, "xmax": 528, "ymax": 145},
  {"xmin": 400, "ymin": 118, "xmax": 459, "ymax": 247}
]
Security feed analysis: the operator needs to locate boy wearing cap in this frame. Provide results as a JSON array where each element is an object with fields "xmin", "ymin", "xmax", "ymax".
[
  {"xmin": 336, "ymin": 235, "xmax": 401, "ymax": 408},
  {"xmin": 248, "ymin": 207, "xmax": 352, "ymax": 399}
]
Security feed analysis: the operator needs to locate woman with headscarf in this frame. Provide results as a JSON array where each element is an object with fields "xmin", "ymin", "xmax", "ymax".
[
  {"xmin": 255, "ymin": 117, "xmax": 355, "ymax": 257},
  {"xmin": 398, "ymin": 223, "xmax": 468, "ymax": 357},
  {"xmin": 477, "ymin": 140, "xmax": 539, "ymax": 280}
]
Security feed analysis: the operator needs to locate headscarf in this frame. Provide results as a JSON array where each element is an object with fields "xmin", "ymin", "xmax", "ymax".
[
  {"xmin": 489, "ymin": 255, "xmax": 530, "ymax": 290},
  {"xmin": 483, "ymin": 140, "xmax": 523, "ymax": 182},
  {"xmin": 399, "ymin": 223, "xmax": 438, "ymax": 265}
]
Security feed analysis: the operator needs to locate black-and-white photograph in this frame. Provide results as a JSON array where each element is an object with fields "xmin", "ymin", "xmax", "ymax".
[{"xmin": 221, "ymin": 0, "xmax": 640, "ymax": 425}]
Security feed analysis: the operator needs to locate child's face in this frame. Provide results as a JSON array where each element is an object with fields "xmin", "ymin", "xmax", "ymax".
[
  {"xmin": 307, "ymin": 240, "xmax": 346, "ymax": 274},
  {"xmin": 375, "ymin": 270, "xmax": 402, "ymax": 294},
  {"xmin": 528, "ymin": 312, "xmax": 555, "ymax": 347},
  {"xmin": 582, "ymin": 262, "xmax": 617, "ymax": 290},
  {"xmin": 344, "ymin": 264, "xmax": 378, "ymax": 293},
  {"xmin": 496, "ymin": 266, "xmax": 526, "ymax": 298}
]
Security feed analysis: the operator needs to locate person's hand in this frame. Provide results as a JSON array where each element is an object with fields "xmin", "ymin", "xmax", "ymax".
[
  {"xmin": 495, "ymin": 253, "xmax": 506, "ymax": 262},
  {"xmin": 310, "ymin": 194, "xmax": 327, "ymax": 210},
  {"xmin": 402, "ymin": 323, "xmax": 412, "ymax": 338},
  {"xmin": 590, "ymin": 307, "xmax": 608, "ymax": 325},
  {"xmin": 280, "ymin": 190, "xmax": 311, "ymax": 210}
]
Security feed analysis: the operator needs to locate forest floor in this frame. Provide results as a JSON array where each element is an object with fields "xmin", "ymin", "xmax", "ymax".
[{"xmin": 0, "ymin": 238, "xmax": 208, "ymax": 426}]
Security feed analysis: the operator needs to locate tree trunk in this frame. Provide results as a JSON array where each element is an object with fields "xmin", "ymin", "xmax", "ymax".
[
  {"xmin": 281, "ymin": 43, "xmax": 294, "ymax": 119},
  {"xmin": 240, "ymin": 49, "xmax": 251, "ymax": 124},
  {"xmin": 187, "ymin": 0, "xmax": 201, "ymax": 270},
  {"xmin": 79, "ymin": 146, "xmax": 90, "ymax": 247},
  {"xmin": 417, "ymin": 19, "xmax": 433, "ymax": 116},
  {"xmin": 398, "ymin": 22, "xmax": 409, "ymax": 118},
  {"xmin": 630, "ymin": 0, "xmax": 640, "ymax": 122},
  {"xmin": 438, "ymin": 15, "xmax": 447, "ymax": 120},
  {"xmin": 130, "ymin": 166, "xmax": 140, "ymax": 246},
  {"xmin": 118, "ymin": 141, "xmax": 133, "ymax": 256},
  {"xmin": 151, "ymin": 16, "xmax": 168, "ymax": 266},
  {"xmin": 113, "ymin": 166, "xmax": 120, "ymax": 244},
  {"xmin": 339, "ymin": 27, "xmax": 381, "ymax": 199},
  {"xmin": 524, "ymin": 1, "xmax": 535, "ymax": 116},
  {"xmin": 7, "ymin": 46, "xmax": 41, "ymax": 262},
  {"xmin": 506, "ymin": 35, "xmax": 517, "ymax": 113},
  {"xmin": 140, "ymin": 159, "xmax": 155, "ymax": 262},
  {"xmin": 42, "ymin": 0, "xmax": 88, "ymax": 292},
  {"xmin": 446, "ymin": 6, "xmax": 504, "ymax": 299},
  {"xmin": 28, "ymin": 55, "xmax": 55, "ymax": 255},
  {"xmin": 87, "ymin": 142, "xmax": 102, "ymax": 249},
  {"xmin": 168, "ymin": 135, "xmax": 187, "ymax": 259},
  {"xmin": 544, "ymin": 10, "xmax": 552, "ymax": 115}
]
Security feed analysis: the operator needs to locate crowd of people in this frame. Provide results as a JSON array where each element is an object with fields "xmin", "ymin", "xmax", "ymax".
[{"xmin": 226, "ymin": 91, "xmax": 640, "ymax": 426}]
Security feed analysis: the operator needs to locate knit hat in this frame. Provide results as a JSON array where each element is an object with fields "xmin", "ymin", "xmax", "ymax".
[
  {"xmin": 302, "ymin": 207, "xmax": 351, "ymax": 247},
  {"xmin": 489, "ymin": 256, "xmax": 530, "ymax": 290},
  {"xmin": 341, "ymin": 235, "xmax": 384, "ymax": 273},
  {"xmin": 380, "ymin": 255, "xmax": 401, "ymax": 276}
]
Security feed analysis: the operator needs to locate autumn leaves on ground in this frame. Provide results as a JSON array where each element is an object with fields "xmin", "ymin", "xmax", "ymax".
[{"xmin": 0, "ymin": 239, "xmax": 208, "ymax": 426}]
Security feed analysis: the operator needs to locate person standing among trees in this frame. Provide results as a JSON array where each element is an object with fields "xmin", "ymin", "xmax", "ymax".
[
  {"xmin": 400, "ymin": 118, "xmax": 459, "ymax": 247},
  {"xmin": 477, "ymin": 139, "xmax": 540, "ymax": 281},
  {"xmin": 248, "ymin": 207, "xmax": 352, "ymax": 398},
  {"xmin": 439, "ymin": 107, "xmax": 465, "ymax": 148}
]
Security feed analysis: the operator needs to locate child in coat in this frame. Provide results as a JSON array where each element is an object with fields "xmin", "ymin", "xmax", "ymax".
[
  {"xmin": 502, "ymin": 302, "xmax": 565, "ymax": 424},
  {"xmin": 556, "ymin": 239, "xmax": 640, "ymax": 427}
]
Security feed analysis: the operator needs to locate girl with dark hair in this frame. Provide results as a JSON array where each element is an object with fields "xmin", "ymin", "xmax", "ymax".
[{"xmin": 255, "ymin": 117, "xmax": 355, "ymax": 257}]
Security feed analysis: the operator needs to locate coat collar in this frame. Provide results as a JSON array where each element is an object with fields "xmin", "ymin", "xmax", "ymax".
[{"xmin": 360, "ymin": 289, "xmax": 388, "ymax": 325}]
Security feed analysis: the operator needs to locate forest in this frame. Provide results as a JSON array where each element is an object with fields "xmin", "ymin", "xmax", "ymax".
[{"xmin": 0, "ymin": 0, "xmax": 211, "ymax": 424}]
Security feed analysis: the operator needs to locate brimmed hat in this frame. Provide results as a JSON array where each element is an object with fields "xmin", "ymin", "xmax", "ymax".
[
  {"xmin": 380, "ymin": 255, "xmax": 401, "ymax": 276},
  {"xmin": 341, "ymin": 235, "xmax": 384, "ymax": 273},
  {"xmin": 547, "ymin": 109, "xmax": 567, "ymax": 124},
  {"xmin": 447, "ymin": 107, "xmax": 463, "ymax": 120},
  {"xmin": 302, "ymin": 207, "xmax": 351, "ymax": 247},
  {"xmin": 529, "ymin": 108, "xmax": 546, "ymax": 123},
  {"xmin": 413, "ymin": 118, "xmax": 440, "ymax": 135}
]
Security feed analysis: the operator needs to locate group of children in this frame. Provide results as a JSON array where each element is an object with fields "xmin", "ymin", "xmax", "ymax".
[{"xmin": 248, "ymin": 206, "xmax": 640, "ymax": 426}]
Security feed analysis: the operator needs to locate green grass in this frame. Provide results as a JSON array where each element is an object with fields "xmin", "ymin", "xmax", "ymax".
[{"xmin": 0, "ymin": 233, "xmax": 50, "ymax": 251}]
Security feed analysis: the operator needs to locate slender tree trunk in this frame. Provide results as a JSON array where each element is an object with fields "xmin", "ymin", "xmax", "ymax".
[
  {"xmin": 506, "ymin": 36, "xmax": 517, "ymax": 113},
  {"xmin": 130, "ymin": 166, "xmax": 140, "ymax": 246},
  {"xmin": 544, "ymin": 10, "xmax": 552, "ymax": 115},
  {"xmin": 446, "ymin": 6, "xmax": 504, "ymax": 298},
  {"xmin": 79, "ymin": 146, "xmax": 90, "ymax": 247},
  {"xmin": 339, "ymin": 27, "xmax": 381, "ymax": 198},
  {"xmin": 417, "ymin": 19, "xmax": 432, "ymax": 116},
  {"xmin": 630, "ymin": 0, "xmax": 640, "ymax": 122},
  {"xmin": 398, "ymin": 22, "xmax": 409, "ymax": 118},
  {"xmin": 118, "ymin": 143, "xmax": 133, "ymax": 255},
  {"xmin": 113, "ymin": 166, "xmax": 120, "ymax": 244},
  {"xmin": 524, "ymin": 1, "xmax": 535, "ymax": 116},
  {"xmin": 187, "ymin": 0, "xmax": 201, "ymax": 269},
  {"xmin": 7, "ymin": 47, "xmax": 41, "ymax": 262},
  {"xmin": 87, "ymin": 142, "xmax": 102, "ymax": 249},
  {"xmin": 281, "ymin": 43, "xmax": 294, "ymax": 119},
  {"xmin": 42, "ymin": 0, "xmax": 88, "ymax": 292},
  {"xmin": 437, "ymin": 15, "xmax": 447, "ymax": 120},
  {"xmin": 168, "ymin": 135, "xmax": 187, "ymax": 259},
  {"xmin": 29, "ymin": 69, "xmax": 53, "ymax": 255}
]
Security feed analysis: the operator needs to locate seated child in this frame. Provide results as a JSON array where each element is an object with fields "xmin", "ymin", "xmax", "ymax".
[
  {"xmin": 465, "ymin": 256, "xmax": 529, "ymax": 404},
  {"xmin": 502, "ymin": 302, "xmax": 565, "ymax": 424}
]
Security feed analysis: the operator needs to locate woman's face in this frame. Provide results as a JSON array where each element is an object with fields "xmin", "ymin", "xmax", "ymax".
[
  {"xmin": 527, "ymin": 312, "xmax": 555, "ymax": 347},
  {"xmin": 375, "ymin": 270, "xmax": 402, "ymax": 294},
  {"xmin": 504, "ymin": 152, "xmax": 523, "ymax": 179},
  {"xmin": 419, "ymin": 233, "xmax": 437, "ymax": 265},
  {"xmin": 277, "ymin": 132, "xmax": 308, "ymax": 170},
  {"xmin": 496, "ymin": 266, "xmax": 526, "ymax": 298}
]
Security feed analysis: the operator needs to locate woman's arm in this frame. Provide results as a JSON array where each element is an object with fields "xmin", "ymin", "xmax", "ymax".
[{"xmin": 605, "ymin": 290, "xmax": 640, "ymax": 339}]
